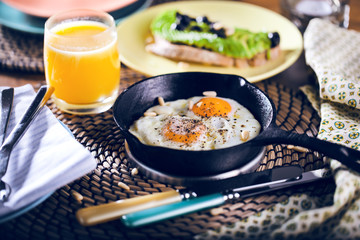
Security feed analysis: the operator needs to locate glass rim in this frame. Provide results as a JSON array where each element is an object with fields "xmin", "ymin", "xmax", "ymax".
[{"xmin": 44, "ymin": 9, "xmax": 116, "ymax": 39}]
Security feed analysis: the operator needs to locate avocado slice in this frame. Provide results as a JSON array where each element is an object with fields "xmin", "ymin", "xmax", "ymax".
[{"xmin": 150, "ymin": 10, "xmax": 279, "ymax": 59}]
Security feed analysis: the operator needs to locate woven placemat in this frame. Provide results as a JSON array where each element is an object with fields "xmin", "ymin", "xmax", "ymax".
[
  {"xmin": 0, "ymin": 25, "xmax": 44, "ymax": 72},
  {"xmin": 0, "ymin": 71, "xmax": 334, "ymax": 239}
]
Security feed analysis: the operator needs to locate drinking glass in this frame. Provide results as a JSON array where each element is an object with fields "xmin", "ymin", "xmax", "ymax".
[
  {"xmin": 44, "ymin": 9, "xmax": 120, "ymax": 114},
  {"xmin": 280, "ymin": 0, "xmax": 350, "ymax": 33}
]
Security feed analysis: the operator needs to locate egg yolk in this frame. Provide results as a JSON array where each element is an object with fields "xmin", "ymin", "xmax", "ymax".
[
  {"xmin": 192, "ymin": 97, "xmax": 232, "ymax": 117},
  {"xmin": 162, "ymin": 117, "xmax": 206, "ymax": 144}
]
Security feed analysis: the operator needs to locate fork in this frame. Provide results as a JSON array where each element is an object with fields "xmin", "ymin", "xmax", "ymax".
[
  {"xmin": 0, "ymin": 88, "xmax": 14, "ymax": 202},
  {"xmin": 0, "ymin": 86, "xmax": 54, "ymax": 202}
]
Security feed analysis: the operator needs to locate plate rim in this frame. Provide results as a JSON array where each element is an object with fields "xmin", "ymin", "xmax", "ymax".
[
  {"xmin": 2, "ymin": 0, "xmax": 137, "ymax": 18},
  {"xmin": 0, "ymin": 121, "xmax": 72, "ymax": 224},
  {"xmin": 0, "ymin": 0, "xmax": 153, "ymax": 35},
  {"xmin": 117, "ymin": 0, "xmax": 303, "ymax": 82},
  {"xmin": 0, "ymin": 192, "xmax": 52, "ymax": 224}
]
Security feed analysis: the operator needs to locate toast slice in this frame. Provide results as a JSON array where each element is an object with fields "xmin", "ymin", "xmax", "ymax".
[
  {"xmin": 146, "ymin": 10, "xmax": 281, "ymax": 68},
  {"xmin": 146, "ymin": 36, "xmax": 281, "ymax": 68}
]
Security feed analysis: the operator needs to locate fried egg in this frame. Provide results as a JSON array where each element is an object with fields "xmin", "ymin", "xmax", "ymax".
[{"xmin": 129, "ymin": 95, "xmax": 261, "ymax": 150}]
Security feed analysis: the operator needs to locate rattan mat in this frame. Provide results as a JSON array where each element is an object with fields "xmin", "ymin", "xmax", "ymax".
[
  {"xmin": 0, "ymin": 25, "xmax": 44, "ymax": 72},
  {"xmin": 0, "ymin": 67, "xmax": 334, "ymax": 239}
]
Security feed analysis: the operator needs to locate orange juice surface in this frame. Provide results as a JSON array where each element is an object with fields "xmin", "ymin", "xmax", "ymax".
[{"xmin": 44, "ymin": 21, "xmax": 120, "ymax": 104}]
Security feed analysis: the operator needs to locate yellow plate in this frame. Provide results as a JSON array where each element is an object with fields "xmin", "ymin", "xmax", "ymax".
[{"xmin": 117, "ymin": 1, "xmax": 303, "ymax": 82}]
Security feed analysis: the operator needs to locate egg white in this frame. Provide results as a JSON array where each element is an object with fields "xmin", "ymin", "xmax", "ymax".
[{"xmin": 129, "ymin": 96, "xmax": 261, "ymax": 150}]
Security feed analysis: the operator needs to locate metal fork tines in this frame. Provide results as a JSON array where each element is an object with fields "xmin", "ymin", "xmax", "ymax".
[
  {"xmin": 0, "ymin": 88, "xmax": 14, "ymax": 202},
  {"xmin": 0, "ymin": 86, "xmax": 54, "ymax": 202}
]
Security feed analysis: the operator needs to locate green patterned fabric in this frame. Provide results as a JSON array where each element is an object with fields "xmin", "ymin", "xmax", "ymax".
[{"xmin": 195, "ymin": 19, "xmax": 360, "ymax": 240}]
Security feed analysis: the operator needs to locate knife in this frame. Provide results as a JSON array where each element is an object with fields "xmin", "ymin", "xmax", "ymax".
[
  {"xmin": 121, "ymin": 168, "xmax": 331, "ymax": 227},
  {"xmin": 0, "ymin": 88, "xmax": 14, "ymax": 144},
  {"xmin": 76, "ymin": 165, "xmax": 303, "ymax": 226}
]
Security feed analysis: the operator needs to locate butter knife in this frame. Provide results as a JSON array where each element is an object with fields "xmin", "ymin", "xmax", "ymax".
[
  {"xmin": 121, "ymin": 168, "xmax": 331, "ymax": 227},
  {"xmin": 76, "ymin": 165, "xmax": 303, "ymax": 226},
  {"xmin": 0, "ymin": 88, "xmax": 14, "ymax": 144}
]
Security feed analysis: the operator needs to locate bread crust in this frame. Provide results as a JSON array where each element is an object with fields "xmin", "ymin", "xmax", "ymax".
[{"xmin": 146, "ymin": 37, "xmax": 281, "ymax": 68}]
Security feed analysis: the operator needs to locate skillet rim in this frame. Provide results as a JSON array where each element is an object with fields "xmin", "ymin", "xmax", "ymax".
[{"xmin": 112, "ymin": 71, "xmax": 277, "ymax": 154}]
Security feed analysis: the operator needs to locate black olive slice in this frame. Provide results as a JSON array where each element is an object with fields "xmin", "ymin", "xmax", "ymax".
[{"xmin": 268, "ymin": 32, "xmax": 280, "ymax": 48}]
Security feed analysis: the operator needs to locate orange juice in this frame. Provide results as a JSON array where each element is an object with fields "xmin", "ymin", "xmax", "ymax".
[{"xmin": 44, "ymin": 10, "xmax": 120, "ymax": 114}]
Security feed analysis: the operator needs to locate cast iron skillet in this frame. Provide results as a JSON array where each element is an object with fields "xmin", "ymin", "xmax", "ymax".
[{"xmin": 113, "ymin": 72, "xmax": 360, "ymax": 176}]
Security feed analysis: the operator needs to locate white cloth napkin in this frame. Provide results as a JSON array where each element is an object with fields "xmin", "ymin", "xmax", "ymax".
[{"xmin": 0, "ymin": 84, "xmax": 96, "ymax": 217}]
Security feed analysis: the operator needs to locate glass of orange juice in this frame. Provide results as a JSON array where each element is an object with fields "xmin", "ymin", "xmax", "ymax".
[{"xmin": 44, "ymin": 9, "xmax": 120, "ymax": 114}]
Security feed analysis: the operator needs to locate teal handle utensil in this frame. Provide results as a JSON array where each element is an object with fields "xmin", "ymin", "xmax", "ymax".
[
  {"xmin": 121, "ymin": 193, "xmax": 224, "ymax": 227},
  {"xmin": 121, "ymin": 168, "xmax": 329, "ymax": 228}
]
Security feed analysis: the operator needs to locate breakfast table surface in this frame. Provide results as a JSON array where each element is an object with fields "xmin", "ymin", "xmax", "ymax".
[{"xmin": 1, "ymin": 0, "xmax": 360, "ymax": 240}]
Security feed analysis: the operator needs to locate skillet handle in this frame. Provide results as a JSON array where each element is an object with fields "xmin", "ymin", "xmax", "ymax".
[{"xmin": 254, "ymin": 127, "xmax": 360, "ymax": 174}]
